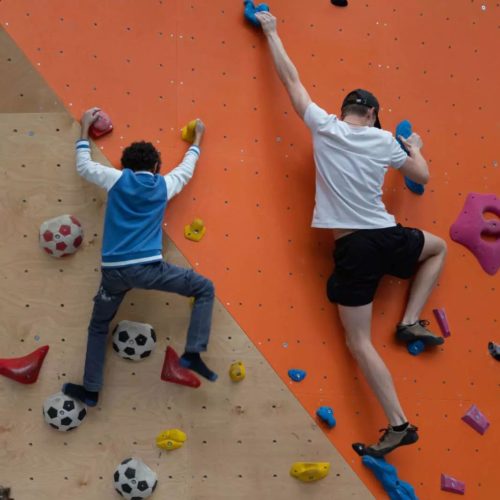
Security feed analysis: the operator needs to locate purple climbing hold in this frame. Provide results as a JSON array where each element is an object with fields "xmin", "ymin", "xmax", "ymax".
[
  {"xmin": 441, "ymin": 473, "xmax": 465, "ymax": 495},
  {"xmin": 461, "ymin": 404, "xmax": 490, "ymax": 435},
  {"xmin": 450, "ymin": 193, "xmax": 500, "ymax": 275},
  {"xmin": 433, "ymin": 308, "xmax": 451, "ymax": 337}
]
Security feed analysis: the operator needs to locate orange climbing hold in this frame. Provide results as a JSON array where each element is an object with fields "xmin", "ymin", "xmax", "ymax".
[
  {"xmin": 160, "ymin": 346, "xmax": 201, "ymax": 388},
  {"xmin": 0, "ymin": 345, "xmax": 49, "ymax": 384}
]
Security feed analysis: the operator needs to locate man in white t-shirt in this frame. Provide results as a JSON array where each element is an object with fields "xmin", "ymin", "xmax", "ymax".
[{"xmin": 256, "ymin": 11, "xmax": 447, "ymax": 457}]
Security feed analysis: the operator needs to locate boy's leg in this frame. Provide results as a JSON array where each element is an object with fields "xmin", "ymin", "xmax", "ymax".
[
  {"xmin": 138, "ymin": 262, "xmax": 217, "ymax": 380},
  {"xmin": 338, "ymin": 303, "xmax": 407, "ymax": 426},
  {"xmin": 401, "ymin": 230, "xmax": 447, "ymax": 324}
]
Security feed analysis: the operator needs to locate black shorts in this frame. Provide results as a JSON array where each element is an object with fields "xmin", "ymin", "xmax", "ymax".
[{"xmin": 327, "ymin": 225, "xmax": 425, "ymax": 307}]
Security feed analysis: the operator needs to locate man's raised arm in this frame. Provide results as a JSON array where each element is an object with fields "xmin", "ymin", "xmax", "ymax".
[{"xmin": 256, "ymin": 11, "xmax": 312, "ymax": 119}]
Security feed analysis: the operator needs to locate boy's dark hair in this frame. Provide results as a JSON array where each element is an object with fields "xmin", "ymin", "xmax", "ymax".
[
  {"xmin": 121, "ymin": 141, "xmax": 162, "ymax": 172},
  {"xmin": 341, "ymin": 103, "xmax": 371, "ymax": 119}
]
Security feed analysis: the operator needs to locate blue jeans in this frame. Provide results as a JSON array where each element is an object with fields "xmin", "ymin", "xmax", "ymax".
[{"xmin": 83, "ymin": 262, "xmax": 215, "ymax": 391}]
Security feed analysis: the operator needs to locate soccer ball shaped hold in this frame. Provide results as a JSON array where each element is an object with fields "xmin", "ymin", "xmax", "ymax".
[
  {"xmin": 114, "ymin": 457, "xmax": 158, "ymax": 499},
  {"xmin": 42, "ymin": 392, "xmax": 87, "ymax": 432},
  {"xmin": 112, "ymin": 320, "xmax": 156, "ymax": 361},
  {"xmin": 39, "ymin": 214, "xmax": 83, "ymax": 257}
]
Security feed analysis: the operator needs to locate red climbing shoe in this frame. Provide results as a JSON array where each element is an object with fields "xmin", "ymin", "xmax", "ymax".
[
  {"xmin": 0, "ymin": 345, "xmax": 49, "ymax": 384},
  {"xmin": 161, "ymin": 346, "xmax": 201, "ymax": 388}
]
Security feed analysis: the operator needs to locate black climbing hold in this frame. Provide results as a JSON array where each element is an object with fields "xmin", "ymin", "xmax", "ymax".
[
  {"xmin": 488, "ymin": 341, "xmax": 500, "ymax": 361},
  {"xmin": 331, "ymin": 0, "xmax": 349, "ymax": 7},
  {"xmin": 352, "ymin": 442, "xmax": 366, "ymax": 456}
]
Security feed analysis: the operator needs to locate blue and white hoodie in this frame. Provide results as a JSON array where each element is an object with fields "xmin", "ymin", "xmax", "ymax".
[{"xmin": 75, "ymin": 140, "xmax": 200, "ymax": 268}]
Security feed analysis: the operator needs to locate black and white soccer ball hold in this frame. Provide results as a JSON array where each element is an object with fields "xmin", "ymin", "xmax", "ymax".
[
  {"xmin": 42, "ymin": 391, "xmax": 87, "ymax": 432},
  {"xmin": 114, "ymin": 457, "xmax": 158, "ymax": 499},
  {"xmin": 112, "ymin": 320, "xmax": 157, "ymax": 361}
]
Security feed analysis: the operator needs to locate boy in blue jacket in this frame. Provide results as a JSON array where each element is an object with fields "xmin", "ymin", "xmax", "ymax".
[{"xmin": 63, "ymin": 108, "xmax": 217, "ymax": 407}]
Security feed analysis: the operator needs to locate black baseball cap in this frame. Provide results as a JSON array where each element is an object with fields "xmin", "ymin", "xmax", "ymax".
[{"xmin": 341, "ymin": 89, "xmax": 381, "ymax": 128}]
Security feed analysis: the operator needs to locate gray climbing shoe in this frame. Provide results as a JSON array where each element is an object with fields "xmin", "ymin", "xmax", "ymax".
[{"xmin": 396, "ymin": 320, "xmax": 444, "ymax": 346}]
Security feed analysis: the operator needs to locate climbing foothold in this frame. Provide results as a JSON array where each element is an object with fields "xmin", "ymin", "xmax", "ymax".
[
  {"xmin": 488, "ymin": 341, "xmax": 500, "ymax": 361},
  {"xmin": 160, "ymin": 346, "xmax": 201, "ymax": 388},
  {"xmin": 450, "ymin": 193, "xmax": 500, "ymax": 275},
  {"xmin": 441, "ymin": 473, "xmax": 466, "ymax": 495},
  {"xmin": 243, "ymin": 1, "xmax": 270, "ymax": 27},
  {"xmin": 395, "ymin": 120, "xmax": 425, "ymax": 195},
  {"xmin": 39, "ymin": 214, "xmax": 84, "ymax": 258},
  {"xmin": 433, "ymin": 308, "xmax": 451, "ymax": 337},
  {"xmin": 156, "ymin": 428, "xmax": 187, "ymax": 451},
  {"xmin": 461, "ymin": 404, "xmax": 490, "ymax": 435},
  {"xmin": 331, "ymin": 0, "xmax": 349, "ymax": 6},
  {"xmin": 407, "ymin": 340, "xmax": 425, "ymax": 356},
  {"xmin": 362, "ymin": 456, "xmax": 418, "ymax": 500},
  {"xmin": 352, "ymin": 443, "xmax": 366, "ymax": 456},
  {"xmin": 184, "ymin": 218, "xmax": 206, "ymax": 242},
  {"xmin": 316, "ymin": 406, "xmax": 336, "ymax": 428},
  {"xmin": 181, "ymin": 119, "xmax": 197, "ymax": 143},
  {"xmin": 288, "ymin": 369, "xmax": 307, "ymax": 382},
  {"xmin": 89, "ymin": 110, "xmax": 113, "ymax": 138},
  {"xmin": 290, "ymin": 462, "xmax": 330, "ymax": 482},
  {"xmin": 229, "ymin": 361, "xmax": 246, "ymax": 382},
  {"xmin": 0, "ymin": 345, "xmax": 49, "ymax": 384}
]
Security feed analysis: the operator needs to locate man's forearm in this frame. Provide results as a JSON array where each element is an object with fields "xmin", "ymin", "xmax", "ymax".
[
  {"xmin": 265, "ymin": 32, "xmax": 300, "ymax": 88},
  {"xmin": 412, "ymin": 150, "xmax": 429, "ymax": 180}
]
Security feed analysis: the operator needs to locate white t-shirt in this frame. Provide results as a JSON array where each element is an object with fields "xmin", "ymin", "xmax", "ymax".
[{"xmin": 304, "ymin": 102, "xmax": 408, "ymax": 229}]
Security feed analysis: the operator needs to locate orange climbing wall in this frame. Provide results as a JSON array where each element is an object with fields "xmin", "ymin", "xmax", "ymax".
[{"xmin": 1, "ymin": 1, "xmax": 499, "ymax": 498}]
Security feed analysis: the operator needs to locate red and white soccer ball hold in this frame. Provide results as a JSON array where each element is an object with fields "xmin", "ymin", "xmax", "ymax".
[{"xmin": 39, "ymin": 214, "xmax": 83, "ymax": 258}]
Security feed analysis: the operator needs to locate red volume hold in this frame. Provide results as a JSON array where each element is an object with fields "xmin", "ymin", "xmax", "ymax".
[
  {"xmin": 161, "ymin": 346, "xmax": 200, "ymax": 388},
  {"xmin": 0, "ymin": 345, "xmax": 49, "ymax": 384}
]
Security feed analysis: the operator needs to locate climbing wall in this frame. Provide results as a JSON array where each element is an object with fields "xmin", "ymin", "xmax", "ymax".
[{"xmin": 0, "ymin": 1, "xmax": 498, "ymax": 498}]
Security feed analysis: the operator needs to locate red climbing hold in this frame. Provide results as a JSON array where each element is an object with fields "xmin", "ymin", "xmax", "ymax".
[
  {"xmin": 160, "ymin": 346, "xmax": 201, "ymax": 388},
  {"xmin": 0, "ymin": 345, "xmax": 49, "ymax": 384}
]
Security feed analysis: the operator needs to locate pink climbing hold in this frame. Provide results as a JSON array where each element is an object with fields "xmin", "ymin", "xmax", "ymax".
[
  {"xmin": 450, "ymin": 193, "xmax": 500, "ymax": 275},
  {"xmin": 461, "ymin": 404, "xmax": 490, "ymax": 435},
  {"xmin": 441, "ymin": 474, "xmax": 465, "ymax": 495},
  {"xmin": 433, "ymin": 308, "xmax": 451, "ymax": 337}
]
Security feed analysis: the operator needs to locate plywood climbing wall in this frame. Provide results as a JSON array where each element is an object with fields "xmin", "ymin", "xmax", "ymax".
[{"xmin": 0, "ymin": 1, "xmax": 499, "ymax": 499}]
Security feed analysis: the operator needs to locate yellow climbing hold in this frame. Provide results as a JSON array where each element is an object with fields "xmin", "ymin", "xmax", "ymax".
[
  {"xmin": 181, "ymin": 119, "xmax": 197, "ymax": 143},
  {"xmin": 229, "ymin": 361, "xmax": 246, "ymax": 382},
  {"xmin": 290, "ymin": 462, "xmax": 330, "ymax": 482},
  {"xmin": 156, "ymin": 429, "xmax": 187, "ymax": 451},
  {"xmin": 184, "ymin": 218, "xmax": 206, "ymax": 242}
]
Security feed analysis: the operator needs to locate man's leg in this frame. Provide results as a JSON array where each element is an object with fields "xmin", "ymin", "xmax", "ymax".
[
  {"xmin": 64, "ymin": 282, "xmax": 127, "ymax": 405},
  {"xmin": 339, "ymin": 303, "xmax": 407, "ymax": 426},
  {"xmin": 138, "ymin": 262, "xmax": 217, "ymax": 380}
]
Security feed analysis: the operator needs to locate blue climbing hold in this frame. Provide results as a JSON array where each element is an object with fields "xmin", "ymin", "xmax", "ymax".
[
  {"xmin": 288, "ymin": 369, "xmax": 307, "ymax": 382},
  {"xmin": 395, "ymin": 120, "xmax": 424, "ymax": 196},
  {"xmin": 244, "ymin": 1, "xmax": 270, "ymax": 27},
  {"xmin": 407, "ymin": 340, "xmax": 425, "ymax": 356},
  {"xmin": 362, "ymin": 455, "xmax": 419, "ymax": 500},
  {"xmin": 316, "ymin": 406, "xmax": 336, "ymax": 428}
]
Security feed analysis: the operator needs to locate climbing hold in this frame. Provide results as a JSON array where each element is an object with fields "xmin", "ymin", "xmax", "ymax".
[
  {"xmin": 181, "ymin": 119, "xmax": 197, "ymax": 143},
  {"xmin": 290, "ymin": 462, "xmax": 330, "ymax": 482},
  {"xmin": 488, "ymin": 341, "xmax": 500, "ymax": 361},
  {"xmin": 0, "ymin": 345, "xmax": 49, "ymax": 384},
  {"xmin": 229, "ymin": 361, "xmax": 246, "ymax": 382},
  {"xmin": 433, "ymin": 308, "xmax": 451, "ymax": 337},
  {"xmin": 0, "ymin": 486, "xmax": 11, "ymax": 500},
  {"xmin": 160, "ymin": 346, "xmax": 201, "ymax": 388},
  {"xmin": 331, "ymin": 0, "xmax": 349, "ymax": 6},
  {"xmin": 450, "ymin": 193, "xmax": 500, "ymax": 275},
  {"xmin": 461, "ymin": 404, "xmax": 490, "ymax": 435},
  {"xmin": 441, "ymin": 473, "xmax": 466, "ymax": 495},
  {"xmin": 42, "ymin": 392, "xmax": 87, "ymax": 432},
  {"xmin": 156, "ymin": 429, "xmax": 187, "ymax": 451},
  {"xmin": 352, "ymin": 443, "xmax": 366, "ymax": 456},
  {"xmin": 407, "ymin": 340, "xmax": 425, "ymax": 356},
  {"xmin": 288, "ymin": 369, "xmax": 307, "ymax": 382},
  {"xmin": 395, "ymin": 120, "xmax": 424, "ymax": 195},
  {"xmin": 112, "ymin": 320, "xmax": 157, "ymax": 361},
  {"xmin": 316, "ymin": 406, "xmax": 336, "ymax": 428},
  {"xmin": 184, "ymin": 218, "xmax": 206, "ymax": 242},
  {"xmin": 362, "ymin": 456, "xmax": 418, "ymax": 500},
  {"xmin": 243, "ymin": 1, "xmax": 270, "ymax": 27},
  {"xmin": 89, "ymin": 110, "xmax": 113, "ymax": 138},
  {"xmin": 114, "ymin": 457, "xmax": 158, "ymax": 499},
  {"xmin": 39, "ymin": 214, "xmax": 84, "ymax": 258}
]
